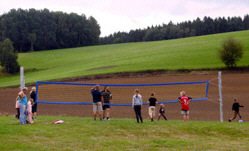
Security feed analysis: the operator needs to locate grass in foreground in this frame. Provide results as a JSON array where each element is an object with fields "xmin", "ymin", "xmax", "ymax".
[
  {"xmin": 0, "ymin": 116, "xmax": 248, "ymax": 150},
  {"xmin": 1, "ymin": 30, "xmax": 249, "ymax": 87}
]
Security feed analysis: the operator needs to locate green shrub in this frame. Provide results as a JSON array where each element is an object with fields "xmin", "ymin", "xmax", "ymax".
[{"xmin": 218, "ymin": 37, "xmax": 244, "ymax": 68}]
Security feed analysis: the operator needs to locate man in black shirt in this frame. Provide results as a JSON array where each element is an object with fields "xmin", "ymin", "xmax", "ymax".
[
  {"xmin": 147, "ymin": 92, "xmax": 158, "ymax": 122},
  {"xmin": 229, "ymin": 99, "xmax": 244, "ymax": 122}
]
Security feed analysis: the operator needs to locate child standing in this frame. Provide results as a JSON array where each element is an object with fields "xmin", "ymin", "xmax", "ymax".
[
  {"xmin": 27, "ymin": 99, "xmax": 34, "ymax": 124},
  {"xmin": 147, "ymin": 92, "xmax": 158, "ymax": 122},
  {"xmin": 229, "ymin": 99, "xmax": 244, "ymax": 122},
  {"xmin": 15, "ymin": 96, "xmax": 20, "ymax": 119},
  {"xmin": 132, "ymin": 89, "xmax": 143, "ymax": 123},
  {"xmin": 178, "ymin": 91, "xmax": 192, "ymax": 123},
  {"xmin": 158, "ymin": 104, "xmax": 167, "ymax": 120},
  {"xmin": 30, "ymin": 87, "xmax": 37, "ymax": 120}
]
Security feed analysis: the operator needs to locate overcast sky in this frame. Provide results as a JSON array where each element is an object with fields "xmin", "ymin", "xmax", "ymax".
[{"xmin": 0, "ymin": 0, "xmax": 248, "ymax": 36}]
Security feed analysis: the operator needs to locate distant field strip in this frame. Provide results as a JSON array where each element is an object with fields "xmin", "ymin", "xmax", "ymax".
[{"xmin": 0, "ymin": 30, "xmax": 249, "ymax": 87}]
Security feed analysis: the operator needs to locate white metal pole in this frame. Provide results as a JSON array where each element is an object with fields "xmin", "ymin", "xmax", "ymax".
[
  {"xmin": 20, "ymin": 67, "xmax": 25, "ymax": 91},
  {"xmin": 218, "ymin": 71, "xmax": 223, "ymax": 122}
]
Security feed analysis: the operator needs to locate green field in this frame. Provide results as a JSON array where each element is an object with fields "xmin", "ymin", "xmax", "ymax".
[
  {"xmin": 0, "ymin": 116, "xmax": 248, "ymax": 150},
  {"xmin": 1, "ymin": 30, "xmax": 249, "ymax": 87}
]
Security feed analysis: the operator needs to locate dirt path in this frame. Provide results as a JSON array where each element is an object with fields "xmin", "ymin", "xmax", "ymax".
[{"xmin": 1, "ymin": 73, "xmax": 248, "ymax": 122}]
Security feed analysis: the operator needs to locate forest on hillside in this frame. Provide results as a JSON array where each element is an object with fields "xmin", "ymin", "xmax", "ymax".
[
  {"xmin": 0, "ymin": 8, "xmax": 100, "ymax": 52},
  {"xmin": 0, "ymin": 8, "xmax": 249, "ymax": 52},
  {"xmin": 99, "ymin": 15, "xmax": 249, "ymax": 45}
]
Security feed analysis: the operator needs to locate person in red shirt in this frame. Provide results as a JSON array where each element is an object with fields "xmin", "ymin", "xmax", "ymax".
[{"xmin": 178, "ymin": 91, "xmax": 192, "ymax": 123}]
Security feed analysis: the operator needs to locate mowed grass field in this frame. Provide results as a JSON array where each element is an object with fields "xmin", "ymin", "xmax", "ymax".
[
  {"xmin": 0, "ymin": 116, "xmax": 248, "ymax": 150},
  {"xmin": 1, "ymin": 30, "xmax": 249, "ymax": 87}
]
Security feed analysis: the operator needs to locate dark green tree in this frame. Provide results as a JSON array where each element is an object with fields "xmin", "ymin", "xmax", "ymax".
[
  {"xmin": 113, "ymin": 38, "xmax": 123, "ymax": 43},
  {"xmin": 218, "ymin": 37, "xmax": 244, "ymax": 68},
  {"xmin": 27, "ymin": 33, "xmax": 36, "ymax": 51},
  {"xmin": 144, "ymin": 28, "xmax": 164, "ymax": 41},
  {"xmin": 243, "ymin": 15, "xmax": 249, "ymax": 29},
  {"xmin": 88, "ymin": 16, "xmax": 101, "ymax": 45},
  {"xmin": 0, "ymin": 38, "xmax": 20, "ymax": 73}
]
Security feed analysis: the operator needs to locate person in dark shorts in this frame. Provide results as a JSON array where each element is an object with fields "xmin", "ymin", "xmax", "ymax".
[
  {"xmin": 102, "ymin": 86, "xmax": 112, "ymax": 120},
  {"xmin": 178, "ymin": 91, "xmax": 192, "ymax": 123},
  {"xmin": 229, "ymin": 99, "xmax": 244, "ymax": 122},
  {"xmin": 147, "ymin": 92, "xmax": 158, "ymax": 122},
  {"xmin": 30, "ymin": 87, "xmax": 37, "ymax": 120},
  {"xmin": 91, "ymin": 85, "xmax": 104, "ymax": 121},
  {"xmin": 158, "ymin": 104, "xmax": 167, "ymax": 121},
  {"xmin": 132, "ymin": 89, "xmax": 143, "ymax": 123}
]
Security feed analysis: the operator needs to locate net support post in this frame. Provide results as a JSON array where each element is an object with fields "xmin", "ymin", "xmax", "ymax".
[
  {"xmin": 20, "ymin": 67, "xmax": 25, "ymax": 91},
  {"xmin": 218, "ymin": 71, "xmax": 223, "ymax": 122}
]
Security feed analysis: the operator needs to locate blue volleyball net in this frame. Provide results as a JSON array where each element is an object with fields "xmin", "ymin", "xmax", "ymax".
[{"xmin": 35, "ymin": 81, "xmax": 209, "ymax": 106}]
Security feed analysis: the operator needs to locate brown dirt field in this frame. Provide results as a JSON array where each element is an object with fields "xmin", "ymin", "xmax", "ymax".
[{"xmin": 0, "ymin": 73, "xmax": 248, "ymax": 122}]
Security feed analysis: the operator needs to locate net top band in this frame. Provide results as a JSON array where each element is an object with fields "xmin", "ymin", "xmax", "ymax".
[{"xmin": 37, "ymin": 81, "xmax": 209, "ymax": 87}]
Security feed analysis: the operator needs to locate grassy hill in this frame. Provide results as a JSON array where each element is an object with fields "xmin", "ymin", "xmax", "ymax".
[
  {"xmin": 0, "ymin": 30, "xmax": 249, "ymax": 87},
  {"xmin": 0, "ymin": 116, "xmax": 248, "ymax": 150}
]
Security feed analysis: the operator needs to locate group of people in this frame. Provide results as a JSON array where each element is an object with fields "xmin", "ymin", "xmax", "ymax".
[
  {"xmin": 132, "ymin": 89, "xmax": 191, "ymax": 123},
  {"xmin": 90, "ymin": 85, "xmax": 244, "ymax": 123},
  {"xmin": 15, "ymin": 85, "xmax": 243, "ymax": 125},
  {"xmin": 91, "ymin": 85, "xmax": 112, "ymax": 121},
  {"xmin": 16, "ymin": 87, "xmax": 37, "ymax": 125},
  {"xmin": 90, "ymin": 85, "xmax": 192, "ymax": 123},
  {"xmin": 148, "ymin": 93, "xmax": 167, "ymax": 121}
]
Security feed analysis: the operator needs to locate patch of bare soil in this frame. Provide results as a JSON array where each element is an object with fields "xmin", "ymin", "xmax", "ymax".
[{"xmin": 1, "ymin": 72, "xmax": 248, "ymax": 122}]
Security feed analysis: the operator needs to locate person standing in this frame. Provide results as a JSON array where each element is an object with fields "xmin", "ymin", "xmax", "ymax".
[
  {"xmin": 147, "ymin": 92, "xmax": 158, "ymax": 122},
  {"xmin": 18, "ymin": 87, "xmax": 28, "ymax": 125},
  {"xmin": 15, "ymin": 96, "xmax": 20, "ymax": 119},
  {"xmin": 91, "ymin": 85, "xmax": 104, "ymax": 121},
  {"xmin": 132, "ymin": 89, "xmax": 143, "ymax": 123},
  {"xmin": 30, "ymin": 87, "xmax": 37, "ymax": 120},
  {"xmin": 178, "ymin": 91, "xmax": 192, "ymax": 123},
  {"xmin": 229, "ymin": 99, "xmax": 244, "ymax": 122},
  {"xmin": 102, "ymin": 86, "xmax": 112, "ymax": 120},
  {"xmin": 27, "ymin": 99, "xmax": 34, "ymax": 124},
  {"xmin": 158, "ymin": 104, "xmax": 167, "ymax": 121}
]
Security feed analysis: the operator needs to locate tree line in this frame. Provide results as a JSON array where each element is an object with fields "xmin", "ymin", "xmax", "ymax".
[
  {"xmin": 0, "ymin": 8, "xmax": 101, "ymax": 52},
  {"xmin": 99, "ymin": 15, "xmax": 249, "ymax": 45}
]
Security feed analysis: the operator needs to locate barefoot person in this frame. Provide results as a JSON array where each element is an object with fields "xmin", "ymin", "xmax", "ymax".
[
  {"xmin": 132, "ymin": 89, "xmax": 143, "ymax": 123},
  {"xmin": 91, "ymin": 85, "xmax": 104, "ymax": 121},
  {"xmin": 30, "ymin": 87, "xmax": 37, "ymax": 120},
  {"xmin": 229, "ymin": 99, "xmax": 244, "ymax": 122},
  {"xmin": 178, "ymin": 91, "xmax": 192, "ymax": 123},
  {"xmin": 147, "ymin": 92, "xmax": 157, "ymax": 122},
  {"xmin": 102, "ymin": 86, "xmax": 112, "ymax": 120},
  {"xmin": 18, "ymin": 87, "xmax": 28, "ymax": 125}
]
